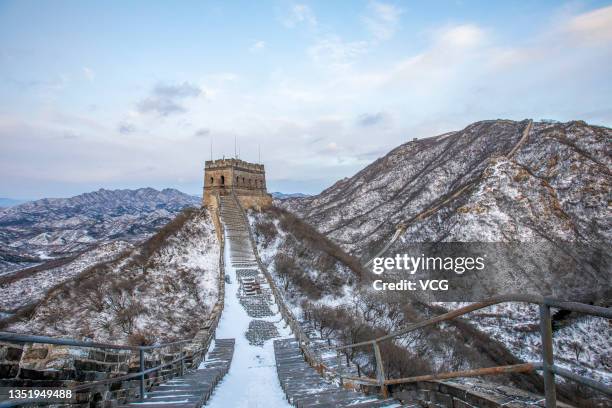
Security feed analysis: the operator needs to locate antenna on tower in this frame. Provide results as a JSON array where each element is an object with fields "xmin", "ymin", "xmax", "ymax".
[
  {"xmin": 234, "ymin": 136, "xmax": 237, "ymax": 159},
  {"xmin": 258, "ymin": 144, "xmax": 261, "ymax": 163},
  {"xmin": 210, "ymin": 138, "xmax": 213, "ymax": 161}
]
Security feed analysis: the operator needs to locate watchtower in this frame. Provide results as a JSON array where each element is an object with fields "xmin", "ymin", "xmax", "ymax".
[{"xmin": 202, "ymin": 158, "xmax": 272, "ymax": 210}]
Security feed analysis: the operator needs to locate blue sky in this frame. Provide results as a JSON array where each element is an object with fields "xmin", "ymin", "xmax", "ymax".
[{"xmin": 1, "ymin": 0, "xmax": 611, "ymax": 198}]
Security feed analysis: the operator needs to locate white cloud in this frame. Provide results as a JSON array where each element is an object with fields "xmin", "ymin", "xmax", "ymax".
[
  {"xmin": 118, "ymin": 122, "xmax": 135, "ymax": 135},
  {"xmin": 434, "ymin": 24, "xmax": 485, "ymax": 49},
  {"xmin": 82, "ymin": 67, "xmax": 95, "ymax": 81},
  {"xmin": 137, "ymin": 82, "xmax": 203, "ymax": 117},
  {"xmin": 203, "ymin": 72, "xmax": 239, "ymax": 83},
  {"xmin": 363, "ymin": 1, "xmax": 402, "ymax": 40},
  {"xmin": 281, "ymin": 4, "xmax": 317, "ymax": 28},
  {"xmin": 564, "ymin": 5, "xmax": 612, "ymax": 43},
  {"xmin": 4, "ymin": 5, "xmax": 612, "ymax": 197},
  {"xmin": 249, "ymin": 40, "xmax": 266, "ymax": 52},
  {"xmin": 325, "ymin": 141, "xmax": 338, "ymax": 151},
  {"xmin": 308, "ymin": 35, "xmax": 369, "ymax": 70},
  {"xmin": 375, "ymin": 24, "xmax": 487, "ymax": 88}
]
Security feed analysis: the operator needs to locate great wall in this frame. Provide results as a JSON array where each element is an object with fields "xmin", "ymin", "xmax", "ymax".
[{"xmin": 0, "ymin": 157, "xmax": 610, "ymax": 408}]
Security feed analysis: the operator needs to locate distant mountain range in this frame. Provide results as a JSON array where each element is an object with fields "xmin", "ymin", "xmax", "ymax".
[
  {"xmin": 0, "ymin": 198, "xmax": 28, "ymax": 208},
  {"xmin": 271, "ymin": 192, "xmax": 310, "ymax": 199},
  {"xmin": 0, "ymin": 187, "xmax": 200, "ymax": 274}
]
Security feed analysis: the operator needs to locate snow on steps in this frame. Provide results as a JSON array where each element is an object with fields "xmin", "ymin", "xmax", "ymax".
[
  {"xmin": 119, "ymin": 339, "xmax": 235, "ymax": 408},
  {"xmin": 219, "ymin": 196, "xmax": 257, "ymax": 267},
  {"xmin": 221, "ymin": 194, "xmax": 407, "ymax": 407},
  {"xmin": 274, "ymin": 339, "xmax": 405, "ymax": 408}
]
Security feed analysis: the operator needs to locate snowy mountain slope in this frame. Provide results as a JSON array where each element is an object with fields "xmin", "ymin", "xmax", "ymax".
[
  {"xmin": 249, "ymin": 206, "xmax": 365, "ymax": 303},
  {"xmin": 248, "ymin": 208, "xmax": 554, "ymax": 396},
  {"xmin": 250, "ymin": 206, "xmax": 609, "ymax": 405},
  {"xmin": 282, "ymin": 119, "xmax": 611, "ymax": 300},
  {"xmin": 0, "ymin": 240, "xmax": 132, "ymax": 313},
  {"xmin": 4, "ymin": 208, "xmax": 220, "ymax": 344},
  {"xmin": 0, "ymin": 188, "xmax": 200, "ymax": 274},
  {"xmin": 282, "ymin": 119, "xmax": 610, "ymax": 259},
  {"xmin": 276, "ymin": 119, "xmax": 611, "ymax": 404},
  {"xmin": 271, "ymin": 192, "xmax": 310, "ymax": 200}
]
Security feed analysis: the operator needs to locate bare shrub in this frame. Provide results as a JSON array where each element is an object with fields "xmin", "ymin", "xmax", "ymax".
[
  {"xmin": 256, "ymin": 219, "xmax": 277, "ymax": 245},
  {"xmin": 266, "ymin": 206, "xmax": 368, "ymax": 279},
  {"xmin": 275, "ymin": 253, "xmax": 322, "ymax": 299},
  {"xmin": 131, "ymin": 207, "xmax": 200, "ymax": 268},
  {"xmin": 128, "ymin": 331, "xmax": 155, "ymax": 346},
  {"xmin": 378, "ymin": 339, "xmax": 432, "ymax": 379}
]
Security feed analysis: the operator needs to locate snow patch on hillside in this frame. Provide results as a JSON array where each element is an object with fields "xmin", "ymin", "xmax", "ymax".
[
  {"xmin": 7, "ymin": 209, "xmax": 220, "ymax": 343},
  {"xmin": 0, "ymin": 241, "xmax": 132, "ymax": 312},
  {"xmin": 452, "ymin": 302, "xmax": 612, "ymax": 386}
]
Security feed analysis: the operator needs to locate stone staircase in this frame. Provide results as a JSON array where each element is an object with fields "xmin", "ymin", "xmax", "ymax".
[
  {"xmin": 217, "ymin": 194, "xmax": 406, "ymax": 407},
  {"xmin": 219, "ymin": 195, "xmax": 257, "ymax": 268},
  {"xmin": 274, "ymin": 339, "xmax": 403, "ymax": 408},
  {"xmin": 118, "ymin": 339, "xmax": 235, "ymax": 408}
]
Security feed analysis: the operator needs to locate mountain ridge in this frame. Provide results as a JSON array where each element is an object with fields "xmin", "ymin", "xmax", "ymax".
[
  {"xmin": 280, "ymin": 118, "xmax": 611, "ymax": 299},
  {"xmin": 0, "ymin": 198, "xmax": 28, "ymax": 208},
  {"xmin": 0, "ymin": 187, "xmax": 200, "ymax": 274}
]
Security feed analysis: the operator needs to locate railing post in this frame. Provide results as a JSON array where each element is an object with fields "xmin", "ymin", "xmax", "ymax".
[
  {"xmin": 336, "ymin": 350, "xmax": 343, "ymax": 386},
  {"xmin": 180, "ymin": 347, "xmax": 185, "ymax": 376},
  {"xmin": 139, "ymin": 348, "xmax": 145, "ymax": 401},
  {"xmin": 539, "ymin": 304, "xmax": 556, "ymax": 408},
  {"xmin": 372, "ymin": 341, "xmax": 388, "ymax": 398}
]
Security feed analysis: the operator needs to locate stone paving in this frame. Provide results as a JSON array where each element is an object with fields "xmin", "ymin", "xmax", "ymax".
[
  {"xmin": 240, "ymin": 295, "xmax": 275, "ymax": 318},
  {"xmin": 235, "ymin": 268, "xmax": 259, "ymax": 279},
  {"xmin": 220, "ymin": 196, "xmax": 283, "ymax": 350},
  {"xmin": 246, "ymin": 320, "xmax": 280, "ymax": 346}
]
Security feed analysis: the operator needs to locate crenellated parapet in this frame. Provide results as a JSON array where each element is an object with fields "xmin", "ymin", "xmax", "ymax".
[{"xmin": 202, "ymin": 158, "xmax": 272, "ymax": 210}]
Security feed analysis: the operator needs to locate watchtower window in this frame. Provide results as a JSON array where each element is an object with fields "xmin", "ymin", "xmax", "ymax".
[
  {"xmin": 221, "ymin": 175, "xmax": 225, "ymax": 185},
  {"xmin": 236, "ymin": 176, "xmax": 239, "ymax": 184},
  {"xmin": 210, "ymin": 177, "xmax": 214, "ymax": 185}
]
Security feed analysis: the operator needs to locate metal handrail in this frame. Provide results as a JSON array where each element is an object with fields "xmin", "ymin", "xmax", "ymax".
[
  {"xmin": 0, "ymin": 346, "xmax": 208, "ymax": 408},
  {"xmin": 0, "ymin": 331, "xmax": 190, "ymax": 351},
  {"xmin": 0, "ymin": 330, "xmax": 205, "ymax": 407},
  {"xmin": 330, "ymin": 294, "xmax": 611, "ymax": 351},
  {"xmin": 316, "ymin": 295, "xmax": 611, "ymax": 406}
]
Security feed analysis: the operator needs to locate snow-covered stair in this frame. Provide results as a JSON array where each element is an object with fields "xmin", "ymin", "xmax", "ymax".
[
  {"xmin": 119, "ymin": 339, "xmax": 235, "ymax": 408},
  {"xmin": 204, "ymin": 194, "xmax": 294, "ymax": 407},
  {"xmin": 274, "ymin": 339, "xmax": 402, "ymax": 408},
  {"xmin": 216, "ymin": 194, "xmax": 404, "ymax": 407},
  {"xmin": 219, "ymin": 196, "xmax": 257, "ymax": 268}
]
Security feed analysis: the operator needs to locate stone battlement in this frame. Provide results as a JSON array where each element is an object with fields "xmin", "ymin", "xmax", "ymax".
[
  {"xmin": 205, "ymin": 158, "xmax": 265, "ymax": 173},
  {"xmin": 203, "ymin": 157, "xmax": 272, "ymax": 210}
]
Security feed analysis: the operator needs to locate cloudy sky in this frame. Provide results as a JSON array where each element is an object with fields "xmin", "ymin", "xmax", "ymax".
[{"xmin": 1, "ymin": 0, "xmax": 611, "ymax": 199}]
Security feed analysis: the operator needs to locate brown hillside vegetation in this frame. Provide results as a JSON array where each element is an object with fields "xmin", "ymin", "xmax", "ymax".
[
  {"xmin": 250, "ymin": 205, "xmax": 603, "ymax": 407},
  {"xmin": 3, "ymin": 208, "xmax": 220, "ymax": 345}
]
